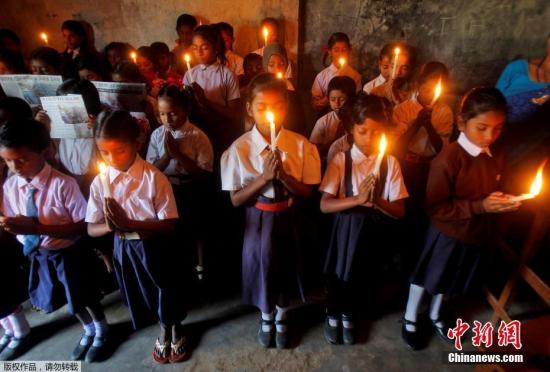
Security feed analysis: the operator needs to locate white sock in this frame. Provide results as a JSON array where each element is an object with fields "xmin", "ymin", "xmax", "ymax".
[
  {"xmin": 342, "ymin": 314, "xmax": 354, "ymax": 329},
  {"xmin": 8, "ymin": 309, "xmax": 30, "ymax": 339},
  {"xmin": 81, "ymin": 322, "xmax": 95, "ymax": 345},
  {"xmin": 429, "ymin": 294, "xmax": 444, "ymax": 328},
  {"xmin": 328, "ymin": 317, "xmax": 339, "ymax": 327},
  {"xmin": 0, "ymin": 317, "xmax": 14, "ymax": 336},
  {"xmin": 92, "ymin": 319, "xmax": 109, "ymax": 346},
  {"xmin": 261, "ymin": 312, "xmax": 273, "ymax": 332},
  {"xmin": 404, "ymin": 284, "xmax": 425, "ymax": 332},
  {"xmin": 275, "ymin": 306, "xmax": 288, "ymax": 333}
]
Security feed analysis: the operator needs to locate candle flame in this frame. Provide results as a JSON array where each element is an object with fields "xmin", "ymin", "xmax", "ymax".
[
  {"xmin": 338, "ymin": 57, "xmax": 346, "ymax": 68},
  {"xmin": 266, "ymin": 110, "xmax": 275, "ymax": 124},
  {"xmin": 433, "ymin": 79, "xmax": 442, "ymax": 101},
  {"xmin": 394, "ymin": 47, "xmax": 400, "ymax": 56},
  {"xmin": 529, "ymin": 161, "xmax": 546, "ymax": 196},
  {"xmin": 276, "ymin": 72, "xmax": 283, "ymax": 79},
  {"xmin": 40, "ymin": 32, "xmax": 48, "ymax": 42},
  {"xmin": 379, "ymin": 134, "xmax": 387, "ymax": 156},
  {"xmin": 263, "ymin": 27, "xmax": 269, "ymax": 39},
  {"xmin": 99, "ymin": 162, "xmax": 108, "ymax": 174},
  {"xmin": 130, "ymin": 51, "xmax": 137, "ymax": 63},
  {"xmin": 184, "ymin": 53, "xmax": 191, "ymax": 63}
]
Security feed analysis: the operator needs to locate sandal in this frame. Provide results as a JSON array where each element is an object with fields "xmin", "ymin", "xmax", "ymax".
[
  {"xmin": 152, "ymin": 338, "xmax": 170, "ymax": 364},
  {"xmin": 169, "ymin": 335, "xmax": 189, "ymax": 363}
]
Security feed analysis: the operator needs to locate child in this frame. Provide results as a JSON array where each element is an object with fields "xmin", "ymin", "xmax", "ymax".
[
  {"xmin": 150, "ymin": 42, "xmax": 182, "ymax": 87},
  {"xmin": 61, "ymin": 20, "xmax": 97, "ymax": 80},
  {"xmin": 310, "ymin": 76, "xmax": 357, "ymax": 160},
  {"xmin": 103, "ymin": 42, "xmax": 133, "ymax": 71},
  {"xmin": 252, "ymin": 18, "xmax": 293, "ymax": 80},
  {"xmin": 371, "ymin": 43, "xmax": 415, "ymax": 106},
  {"xmin": 363, "ymin": 43, "xmax": 394, "ymax": 94},
  {"xmin": 0, "ymin": 119, "xmax": 108, "ymax": 363},
  {"xmin": 221, "ymin": 73, "xmax": 321, "ymax": 349},
  {"xmin": 216, "ymin": 22, "xmax": 244, "ymax": 77},
  {"xmin": 402, "ymin": 87, "xmax": 520, "ymax": 350},
  {"xmin": 262, "ymin": 44, "xmax": 306, "ymax": 135},
  {"xmin": 78, "ymin": 56, "xmax": 109, "ymax": 81},
  {"xmin": 320, "ymin": 94, "xmax": 408, "ymax": 345},
  {"xmin": 86, "ymin": 110, "xmax": 187, "ymax": 364},
  {"xmin": 29, "ymin": 47, "xmax": 64, "ymax": 75},
  {"xmin": 239, "ymin": 53, "xmax": 263, "ymax": 93},
  {"xmin": 184, "ymin": 25, "xmax": 241, "ymax": 152},
  {"xmin": 0, "ymin": 29, "xmax": 21, "ymax": 54},
  {"xmin": 136, "ymin": 46, "xmax": 158, "ymax": 88},
  {"xmin": 173, "ymin": 14, "xmax": 198, "ymax": 74},
  {"xmin": 311, "ymin": 33, "xmax": 362, "ymax": 114},
  {"xmin": 0, "ymin": 49, "xmax": 26, "ymax": 75},
  {"xmin": 146, "ymin": 84, "xmax": 213, "ymax": 279}
]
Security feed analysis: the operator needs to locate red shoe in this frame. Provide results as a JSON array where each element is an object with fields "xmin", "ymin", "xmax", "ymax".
[
  {"xmin": 152, "ymin": 338, "xmax": 170, "ymax": 364},
  {"xmin": 169, "ymin": 336, "xmax": 189, "ymax": 363}
]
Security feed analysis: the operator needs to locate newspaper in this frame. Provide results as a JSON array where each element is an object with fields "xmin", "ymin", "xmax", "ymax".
[
  {"xmin": 91, "ymin": 81, "xmax": 147, "ymax": 112},
  {"xmin": 0, "ymin": 75, "xmax": 63, "ymax": 107},
  {"xmin": 40, "ymin": 95, "xmax": 92, "ymax": 139}
]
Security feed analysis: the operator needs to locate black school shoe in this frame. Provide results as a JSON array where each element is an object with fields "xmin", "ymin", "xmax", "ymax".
[
  {"xmin": 275, "ymin": 320, "xmax": 289, "ymax": 349},
  {"xmin": 257, "ymin": 319, "xmax": 274, "ymax": 348},
  {"xmin": 401, "ymin": 318, "xmax": 422, "ymax": 350},
  {"xmin": 0, "ymin": 334, "xmax": 12, "ymax": 354},
  {"xmin": 0, "ymin": 335, "xmax": 31, "ymax": 361},
  {"xmin": 324, "ymin": 317, "xmax": 339, "ymax": 345},
  {"xmin": 85, "ymin": 335, "xmax": 108, "ymax": 363},
  {"xmin": 431, "ymin": 318, "xmax": 453, "ymax": 344},
  {"xmin": 341, "ymin": 315, "xmax": 355, "ymax": 345},
  {"xmin": 71, "ymin": 334, "xmax": 94, "ymax": 361}
]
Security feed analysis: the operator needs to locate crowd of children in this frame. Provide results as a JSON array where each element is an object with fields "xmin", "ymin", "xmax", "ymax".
[{"xmin": 0, "ymin": 11, "xmax": 543, "ymax": 365}]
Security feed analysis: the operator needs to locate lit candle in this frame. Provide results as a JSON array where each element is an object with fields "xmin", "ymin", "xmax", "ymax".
[
  {"xmin": 373, "ymin": 134, "xmax": 388, "ymax": 177},
  {"xmin": 130, "ymin": 51, "xmax": 137, "ymax": 64},
  {"xmin": 509, "ymin": 161, "xmax": 545, "ymax": 202},
  {"xmin": 391, "ymin": 47, "xmax": 401, "ymax": 79},
  {"xmin": 430, "ymin": 78, "xmax": 442, "ymax": 106},
  {"xmin": 276, "ymin": 72, "xmax": 283, "ymax": 80},
  {"xmin": 263, "ymin": 27, "xmax": 269, "ymax": 47},
  {"xmin": 266, "ymin": 110, "xmax": 276, "ymax": 151},
  {"xmin": 184, "ymin": 53, "xmax": 195, "ymax": 84},
  {"xmin": 338, "ymin": 57, "xmax": 346, "ymax": 69},
  {"xmin": 40, "ymin": 32, "xmax": 49, "ymax": 45},
  {"xmin": 98, "ymin": 162, "xmax": 112, "ymax": 198}
]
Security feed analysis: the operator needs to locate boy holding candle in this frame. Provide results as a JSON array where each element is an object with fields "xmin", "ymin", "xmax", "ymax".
[
  {"xmin": 320, "ymin": 93, "xmax": 408, "ymax": 345},
  {"xmin": 0, "ymin": 119, "xmax": 109, "ymax": 363}
]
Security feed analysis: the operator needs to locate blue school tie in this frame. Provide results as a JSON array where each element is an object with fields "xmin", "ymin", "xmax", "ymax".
[{"xmin": 23, "ymin": 187, "xmax": 40, "ymax": 256}]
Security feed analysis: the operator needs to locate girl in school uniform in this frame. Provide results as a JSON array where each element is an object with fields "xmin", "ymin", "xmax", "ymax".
[
  {"xmin": 371, "ymin": 43, "xmax": 415, "ymax": 106},
  {"xmin": 402, "ymin": 87, "xmax": 520, "ymax": 350},
  {"xmin": 311, "ymin": 33, "xmax": 362, "ymax": 115},
  {"xmin": 310, "ymin": 76, "xmax": 357, "ymax": 162},
  {"xmin": 184, "ymin": 24, "xmax": 241, "ymax": 155},
  {"xmin": 320, "ymin": 94, "xmax": 408, "ymax": 345},
  {"xmin": 263, "ymin": 43, "xmax": 307, "ymax": 136},
  {"xmin": 86, "ymin": 110, "xmax": 187, "ymax": 364},
  {"xmin": 146, "ymin": 84, "xmax": 214, "ymax": 280},
  {"xmin": 362, "ymin": 43, "xmax": 394, "ymax": 94},
  {"xmin": 251, "ymin": 18, "xmax": 293, "ymax": 80},
  {"xmin": 0, "ymin": 119, "xmax": 108, "ymax": 363},
  {"xmin": 221, "ymin": 73, "xmax": 321, "ymax": 349}
]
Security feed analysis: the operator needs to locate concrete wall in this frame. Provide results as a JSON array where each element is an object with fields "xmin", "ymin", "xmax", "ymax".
[
  {"xmin": 0, "ymin": 0, "xmax": 299, "ymax": 63},
  {"xmin": 301, "ymin": 0, "xmax": 550, "ymax": 92}
]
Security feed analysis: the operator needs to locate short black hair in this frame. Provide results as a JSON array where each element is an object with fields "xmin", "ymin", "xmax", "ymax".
[
  {"xmin": 342, "ymin": 93, "xmax": 393, "ymax": 132},
  {"xmin": 416, "ymin": 61, "xmax": 449, "ymax": 87},
  {"xmin": 0, "ymin": 29, "xmax": 20, "ymax": 46},
  {"xmin": 246, "ymin": 72, "xmax": 287, "ymax": 104},
  {"xmin": 57, "ymin": 78, "xmax": 102, "ymax": 116},
  {"xmin": 112, "ymin": 61, "xmax": 144, "ymax": 83},
  {"xmin": 459, "ymin": 87, "xmax": 507, "ymax": 122},
  {"xmin": 61, "ymin": 20, "xmax": 88, "ymax": 48},
  {"xmin": 95, "ymin": 110, "xmax": 140, "ymax": 143},
  {"xmin": 176, "ymin": 14, "xmax": 198, "ymax": 30},
  {"xmin": 216, "ymin": 22, "xmax": 234, "ymax": 38},
  {"xmin": 193, "ymin": 25, "xmax": 226, "ymax": 64},
  {"xmin": 0, "ymin": 97, "xmax": 33, "ymax": 123},
  {"xmin": 328, "ymin": 32, "xmax": 351, "ymax": 49},
  {"xmin": 77, "ymin": 55, "xmax": 108, "ymax": 80},
  {"xmin": 0, "ymin": 119, "xmax": 50, "ymax": 153},
  {"xmin": 243, "ymin": 53, "xmax": 263, "ymax": 68},
  {"xmin": 327, "ymin": 76, "xmax": 357, "ymax": 100},
  {"xmin": 29, "ymin": 47, "xmax": 64, "ymax": 73},
  {"xmin": 0, "ymin": 48, "xmax": 26, "ymax": 73},
  {"xmin": 158, "ymin": 84, "xmax": 192, "ymax": 111},
  {"xmin": 150, "ymin": 42, "xmax": 170, "ymax": 56}
]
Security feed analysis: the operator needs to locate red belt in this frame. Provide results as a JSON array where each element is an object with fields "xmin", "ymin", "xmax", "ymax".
[{"xmin": 254, "ymin": 200, "xmax": 290, "ymax": 212}]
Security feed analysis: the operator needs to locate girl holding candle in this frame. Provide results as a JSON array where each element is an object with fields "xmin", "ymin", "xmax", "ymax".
[
  {"xmin": 221, "ymin": 73, "xmax": 321, "ymax": 349},
  {"xmin": 311, "ymin": 32, "xmax": 362, "ymax": 115},
  {"xmin": 0, "ymin": 119, "xmax": 108, "ymax": 363},
  {"xmin": 402, "ymin": 87, "xmax": 521, "ymax": 350},
  {"xmin": 250, "ymin": 18, "xmax": 293, "ymax": 80},
  {"xmin": 371, "ymin": 42, "xmax": 415, "ymax": 106},
  {"xmin": 320, "ymin": 93, "xmax": 408, "ymax": 345},
  {"xmin": 86, "ymin": 110, "xmax": 188, "ymax": 364}
]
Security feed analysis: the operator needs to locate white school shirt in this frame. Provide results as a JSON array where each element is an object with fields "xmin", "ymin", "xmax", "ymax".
[
  {"xmin": 85, "ymin": 155, "xmax": 178, "ymax": 224},
  {"xmin": 320, "ymin": 144, "xmax": 409, "ymax": 203},
  {"xmin": 58, "ymin": 138, "xmax": 98, "ymax": 175},
  {"xmin": 311, "ymin": 64, "xmax": 362, "ymax": 100},
  {"xmin": 183, "ymin": 62, "xmax": 241, "ymax": 107},
  {"xmin": 309, "ymin": 110, "xmax": 342, "ymax": 146},
  {"xmin": 221, "ymin": 126, "xmax": 321, "ymax": 198},
  {"xmin": 146, "ymin": 121, "xmax": 214, "ymax": 175},
  {"xmin": 363, "ymin": 74, "xmax": 386, "ymax": 94},
  {"xmin": 253, "ymin": 47, "xmax": 293, "ymax": 79},
  {"xmin": 2, "ymin": 163, "xmax": 87, "ymax": 249},
  {"xmin": 327, "ymin": 134, "xmax": 353, "ymax": 164},
  {"xmin": 225, "ymin": 50, "xmax": 244, "ymax": 77}
]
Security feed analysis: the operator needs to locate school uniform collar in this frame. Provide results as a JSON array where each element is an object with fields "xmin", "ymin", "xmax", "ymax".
[
  {"xmin": 251, "ymin": 125, "xmax": 289, "ymax": 155},
  {"xmin": 16, "ymin": 162, "xmax": 51, "ymax": 191},
  {"xmin": 350, "ymin": 144, "xmax": 377, "ymax": 163},
  {"xmin": 108, "ymin": 155, "xmax": 146, "ymax": 182},
  {"xmin": 328, "ymin": 63, "xmax": 339, "ymax": 73},
  {"xmin": 198, "ymin": 61, "xmax": 221, "ymax": 72},
  {"xmin": 375, "ymin": 74, "xmax": 386, "ymax": 84},
  {"xmin": 458, "ymin": 132, "xmax": 493, "ymax": 157}
]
